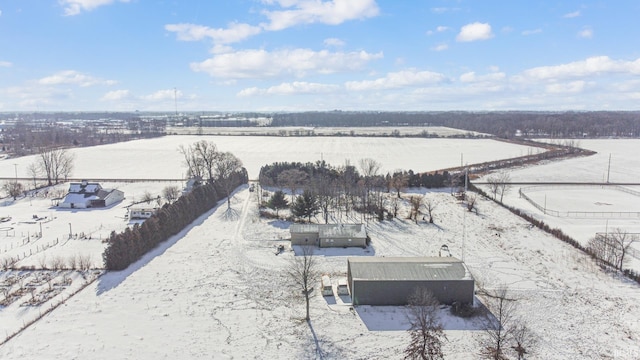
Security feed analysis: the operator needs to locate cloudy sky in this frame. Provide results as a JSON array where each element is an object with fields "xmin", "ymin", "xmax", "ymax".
[{"xmin": 1, "ymin": 0, "xmax": 640, "ymax": 112}]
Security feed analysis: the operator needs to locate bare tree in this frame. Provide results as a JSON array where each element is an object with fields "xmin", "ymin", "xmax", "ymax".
[
  {"xmin": 496, "ymin": 172, "xmax": 511, "ymax": 203},
  {"xmin": 287, "ymin": 245, "xmax": 318, "ymax": 321},
  {"xmin": 193, "ymin": 140, "xmax": 219, "ymax": 183},
  {"xmin": 392, "ymin": 170, "xmax": 409, "ymax": 198},
  {"xmin": 162, "ymin": 185, "xmax": 180, "ymax": 203},
  {"xmin": 466, "ymin": 194, "xmax": 478, "ymax": 214},
  {"xmin": 35, "ymin": 147, "xmax": 75, "ymax": 186},
  {"xmin": 141, "ymin": 191, "xmax": 155, "ymax": 204},
  {"xmin": 214, "ymin": 151, "xmax": 244, "ymax": 209},
  {"xmin": 423, "ymin": 197, "xmax": 437, "ymax": 224},
  {"xmin": 409, "ymin": 195, "xmax": 423, "ymax": 223},
  {"xmin": 277, "ymin": 169, "xmax": 308, "ymax": 202},
  {"xmin": 178, "ymin": 144, "xmax": 205, "ymax": 180},
  {"xmin": 511, "ymin": 322, "xmax": 537, "ymax": 360},
  {"xmin": 2, "ymin": 181, "xmax": 24, "ymax": 200},
  {"xmin": 404, "ymin": 287, "xmax": 447, "ymax": 360},
  {"xmin": 589, "ymin": 228, "xmax": 637, "ymax": 271},
  {"xmin": 486, "ymin": 175, "xmax": 501, "ymax": 201},
  {"xmin": 312, "ymin": 175, "xmax": 336, "ymax": 224},
  {"xmin": 479, "ymin": 287, "xmax": 517, "ymax": 360},
  {"xmin": 359, "ymin": 158, "xmax": 381, "ymax": 210},
  {"xmin": 78, "ymin": 254, "xmax": 92, "ymax": 271}
]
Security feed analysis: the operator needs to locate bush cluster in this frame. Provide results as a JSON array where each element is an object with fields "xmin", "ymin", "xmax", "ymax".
[{"xmin": 102, "ymin": 171, "xmax": 247, "ymax": 270}]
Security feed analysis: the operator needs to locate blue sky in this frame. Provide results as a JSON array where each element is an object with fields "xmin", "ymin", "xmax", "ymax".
[{"xmin": 1, "ymin": 0, "xmax": 640, "ymax": 112}]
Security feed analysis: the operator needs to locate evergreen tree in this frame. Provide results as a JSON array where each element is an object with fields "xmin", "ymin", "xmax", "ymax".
[
  {"xmin": 267, "ymin": 190, "xmax": 289, "ymax": 216},
  {"xmin": 291, "ymin": 189, "xmax": 320, "ymax": 222}
]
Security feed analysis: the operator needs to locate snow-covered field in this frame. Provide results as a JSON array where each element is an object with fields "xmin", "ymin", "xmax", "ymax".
[
  {"xmin": 478, "ymin": 139, "xmax": 640, "ymax": 273},
  {"xmin": 0, "ymin": 135, "xmax": 541, "ymax": 180},
  {"xmin": 0, "ymin": 136, "xmax": 638, "ymax": 359}
]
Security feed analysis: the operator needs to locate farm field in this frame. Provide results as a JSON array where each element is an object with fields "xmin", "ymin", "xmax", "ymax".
[
  {"xmin": 478, "ymin": 139, "xmax": 640, "ymax": 272},
  {"xmin": 0, "ymin": 135, "xmax": 542, "ymax": 181},
  {"xmin": 0, "ymin": 136, "xmax": 637, "ymax": 359}
]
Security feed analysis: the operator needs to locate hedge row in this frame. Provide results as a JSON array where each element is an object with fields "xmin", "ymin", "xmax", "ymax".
[{"xmin": 103, "ymin": 170, "xmax": 248, "ymax": 271}]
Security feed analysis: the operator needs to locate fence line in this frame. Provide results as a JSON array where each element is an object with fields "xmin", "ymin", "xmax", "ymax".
[{"xmin": 519, "ymin": 186, "xmax": 640, "ymax": 219}]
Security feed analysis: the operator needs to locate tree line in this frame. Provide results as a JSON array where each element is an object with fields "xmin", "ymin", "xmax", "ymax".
[
  {"xmin": 259, "ymin": 159, "xmax": 453, "ymax": 223},
  {"xmin": 269, "ymin": 111, "xmax": 640, "ymax": 138},
  {"xmin": 103, "ymin": 169, "xmax": 247, "ymax": 270}
]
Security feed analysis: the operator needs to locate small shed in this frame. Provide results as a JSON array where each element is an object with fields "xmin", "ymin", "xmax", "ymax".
[
  {"xmin": 347, "ymin": 257, "xmax": 474, "ymax": 306},
  {"xmin": 290, "ymin": 224, "xmax": 367, "ymax": 248}
]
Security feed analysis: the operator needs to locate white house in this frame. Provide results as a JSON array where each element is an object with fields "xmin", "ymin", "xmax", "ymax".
[{"xmin": 59, "ymin": 180, "xmax": 124, "ymax": 209}]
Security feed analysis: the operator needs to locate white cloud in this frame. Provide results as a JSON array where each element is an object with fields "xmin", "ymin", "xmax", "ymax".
[
  {"xmin": 578, "ymin": 27, "xmax": 593, "ymax": 39},
  {"xmin": 459, "ymin": 71, "xmax": 505, "ymax": 83},
  {"xmin": 522, "ymin": 28, "xmax": 542, "ymax": 36},
  {"xmin": 0, "ymin": 61, "xmax": 12, "ymax": 67},
  {"xmin": 238, "ymin": 81, "xmax": 339, "ymax": 96},
  {"xmin": 191, "ymin": 48, "xmax": 383, "ymax": 79},
  {"xmin": 142, "ymin": 89, "xmax": 182, "ymax": 102},
  {"xmin": 546, "ymin": 81, "xmax": 589, "ymax": 94},
  {"xmin": 431, "ymin": 43, "xmax": 448, "ymax": 52},
  {"xmin": 59, "ymin": 0, "xmax": 131, "ymax": 16},
  {"xmin": 261, "ymin": 0, "xmax": 380, "ymax": 31},
  {"xmin": 563, "ymin": 10, "xmax": 581, "ymax": 18},
  {"xmin": 101, "ymin": 89, "xmax": 131, "ymax": 101},
  {"xmin": 38, "ymin": 70, "xmax": 116, "ymax": 87},
  {"xmin": 165, "ymin": 22, "xmax": 262, "ymax": 45},
  {"xmin": 431, "ymin": 7, "xmax": 460, "ymax": 14},
  {"xmin": 456, "ymin": 22, "xmax": 494, "ymax": 42},
  {"xmin": 345, "ymin": 69, "xmax": 446, "ymax": 91},
  {"xmin": 427, "ymin": 26, "xmax": 449, "ymax": 36},
  {"xmin": 324, "ymin": 38, "xmax": 346, "ymax": 47},
  {"xmin": 522, "ymin": 56, "xmax": 640, "ymax": 80}
]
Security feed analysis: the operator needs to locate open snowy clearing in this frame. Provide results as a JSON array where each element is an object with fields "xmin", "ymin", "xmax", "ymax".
[{"xmin": 0, "ymin": 137, "xmax": 638, "ymax": 359}]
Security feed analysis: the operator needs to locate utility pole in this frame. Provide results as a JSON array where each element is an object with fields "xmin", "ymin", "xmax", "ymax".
[
  {"xmin": 174, "ymin": 87, "xmax": 178, "ymax": 116},
  {"xmin": 606, "ymin": 153, "xmax": 611, "ymax": 183},
  {"xmin": 13, "ymin": 163, "xmax": 18, "ymax": 185}
]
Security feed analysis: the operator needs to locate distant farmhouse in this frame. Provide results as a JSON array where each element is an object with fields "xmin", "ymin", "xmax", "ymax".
[
  {"xmin": 290, "ymin": 223, "xmax": 367, "ymax": 248},
  {"xmin": 59, "ymin": 180, "xmax": 124, "ymax": 209},
  {"xmin": 347, "ymin": 257, "xmax": 474, "ymax": 306}
]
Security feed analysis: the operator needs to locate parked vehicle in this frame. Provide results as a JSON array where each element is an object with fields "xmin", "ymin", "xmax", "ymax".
[
  {"xmin": 321, "ymin": 275, "xmax": 333, "ymax": 296},
  {"xmin": 337, "ymin": 279, "xmax": 349, "ymax": 295}
]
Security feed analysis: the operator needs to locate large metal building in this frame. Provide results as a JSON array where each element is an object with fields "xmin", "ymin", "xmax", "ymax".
[{"xmin": 347, "ymin": 257, "xmax": 474, "ymax": 306}]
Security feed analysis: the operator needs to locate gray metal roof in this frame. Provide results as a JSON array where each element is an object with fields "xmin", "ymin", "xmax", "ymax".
[
  {"xmin": 290, "ymin": 224, "xmax": 366, "ymax": 238},
  {"xmin": 348, "ymin": 257, "xmax": 472, "ymax": 281}
]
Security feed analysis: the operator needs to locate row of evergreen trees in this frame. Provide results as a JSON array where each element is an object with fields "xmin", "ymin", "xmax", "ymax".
[
  {"xmin": 259, "ymin": 161, "xmax": 450, "ymax": 190},
  {"xmin": 103, "ymin": 170, "xmax": 248, "ymax": 270}
]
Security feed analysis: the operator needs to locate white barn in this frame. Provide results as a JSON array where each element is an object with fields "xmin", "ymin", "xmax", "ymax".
[{"xmin": 59, "ymin": 180, "xmax": 124, "ymax": 209}]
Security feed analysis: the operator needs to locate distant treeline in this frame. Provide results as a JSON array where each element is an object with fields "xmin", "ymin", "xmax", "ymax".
[
  {"xmin": 271, "ymin": 111, "xmax": 640, "ymax": 138},
  {"xmin": 103, "ymin": 170, "xmax": 247, "ymax": 271}
]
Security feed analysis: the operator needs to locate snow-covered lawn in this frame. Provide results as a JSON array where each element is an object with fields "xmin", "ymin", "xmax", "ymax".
[
  {"xmin": 0, "ymin": 186, "xmax": 638, "ymax": 359},
  {"xmin": 0, "ymin": 137, "xmax": 637, "ymax": 359}
]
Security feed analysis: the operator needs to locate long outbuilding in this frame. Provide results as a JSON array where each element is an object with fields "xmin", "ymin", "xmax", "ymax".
[
  {"xmin": 290, "ymin": 223, "xmax": 367, "ymax": 248},
  {"xmin": 347, "ymin": 256, "xmax": 474, "ymax": 306}
]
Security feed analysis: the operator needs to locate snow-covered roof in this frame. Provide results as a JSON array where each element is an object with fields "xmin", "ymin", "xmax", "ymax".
[
  {"xmin": 290, "ymin": 223, "xmax": 366, "ymax": 238},
  {"xmin": 348, "ymin": 257, "xmax": 472, "ymax": 282},
  {"xmin": 68, "ymin": 182, "xmax": 102, "ymax": 194},
  {"xmin": 319, "ymin": 224, "xmax": 366, "ymax": 239}
]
